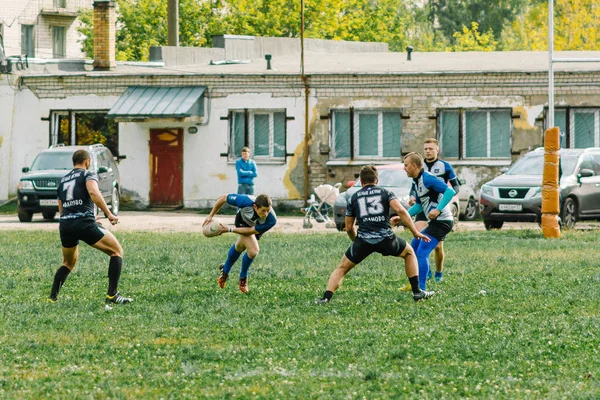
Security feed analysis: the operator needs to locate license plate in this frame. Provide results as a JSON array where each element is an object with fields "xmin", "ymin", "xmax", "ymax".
[
  {"xmin": 40, "ymin": 199, "xmax": 59, "ymax": 206},
  {"xmin": 499, "ymin": 204, "xmax": 522, "ymax": 211}
]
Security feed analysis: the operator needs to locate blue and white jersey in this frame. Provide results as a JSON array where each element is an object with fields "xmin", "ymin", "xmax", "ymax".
[
  {"xmin": 226, "ymin": 193, "xmax": 277, "ymax": 234},
  {"xmin": 412, "ymin": 170, "xmax": 454, "ymax": 222},
  {"xmin": 425, "ymin": 158, "xmax": 459, "ymax": 188}
]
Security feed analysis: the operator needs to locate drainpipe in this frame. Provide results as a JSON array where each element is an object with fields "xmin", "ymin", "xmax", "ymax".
[
  {"xmin": 301, "ymin": 0, "xmax": 310, "ymax": 207},
  {"xmin": 168, "ymin": 0, "xmax": 179, "ymax": 47}
]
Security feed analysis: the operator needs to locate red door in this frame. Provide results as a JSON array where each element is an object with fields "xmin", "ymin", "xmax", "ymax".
[{"xmin": 150, "ymin": 129, "xmax": 183, "ymax": 206}]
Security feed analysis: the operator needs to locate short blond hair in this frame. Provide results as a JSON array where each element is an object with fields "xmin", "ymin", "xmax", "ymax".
[
  {"xmin": 424, "ymin": 138, "xmax": 439, "ymax": 147},
  {"xmin": 404, "ymin": 152, "xmax": 423, "ymax": 169}
]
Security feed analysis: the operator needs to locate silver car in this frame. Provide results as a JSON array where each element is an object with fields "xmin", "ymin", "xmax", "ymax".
[{"xmin": 479, "ymin": 147, "xmax": 600, "ymax": 230}]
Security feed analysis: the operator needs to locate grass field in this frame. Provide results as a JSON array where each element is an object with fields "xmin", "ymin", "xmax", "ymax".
[{"xmin": 1, "ymin": 228, "xmax": 599, "ymax": 399}]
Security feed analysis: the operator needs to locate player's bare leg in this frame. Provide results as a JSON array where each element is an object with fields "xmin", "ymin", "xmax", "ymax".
[
  {"xmin": 434, "ymin": 241, "xmax": 445, "ymax": 282},
  {"xmin": 49, "ymin": 246, "xmax": 79, "ymax": 301},
  {"xmin": 400, "ymin": 245, "xmax": 435, "ymax": 301},
  {"xmin": 92, "ymin": 230, "xmax": 131, "ymax": 305},
  {"xmin": 317, "ymin": 256, "xmax": 356, "ymax": 304}
]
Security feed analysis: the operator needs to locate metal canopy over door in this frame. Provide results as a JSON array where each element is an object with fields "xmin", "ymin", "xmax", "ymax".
[{"xmin": 150, "ymin": 129, "xmax": 183, "ymax": 206}]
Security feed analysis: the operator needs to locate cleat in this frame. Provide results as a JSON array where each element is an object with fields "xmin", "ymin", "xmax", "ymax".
[
  {"xmin": 217, "ymin": 264, "xmax": 228, "ymax": 289},
  {"xmin": 316, "ymin": 297, "xmax": 330, "ymax": 305},
  {"xmin": 105, "ymin": 292, "xmax": 133, "ymax": 305},
  {"xmin": 47, "ymin": 297, "xmax": 57, "ymax": 303},
  {"xmin": 435, "ymin": 276, "xmax": 444, "ymax": 283},
  {"xmin": 238, "ymin": 277, "xmax": 248, "ymax": 293},
  {"xmin": 413, "ymin": 290, "xmax": 435, "ymax": 302},
  {"xmin": 399, "ymin": 283, "xmax": 413, "ymax": 292}
]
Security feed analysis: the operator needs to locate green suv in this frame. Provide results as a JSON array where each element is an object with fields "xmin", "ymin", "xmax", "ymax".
[{"xmin": 17, "ymin": 144, "xmax": 121, "ymax": 222}]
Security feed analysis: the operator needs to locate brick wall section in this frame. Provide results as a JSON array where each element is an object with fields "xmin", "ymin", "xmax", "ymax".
[{"xmin": 92, "ymin": 1, "xmax": 116, "ymax": 70}]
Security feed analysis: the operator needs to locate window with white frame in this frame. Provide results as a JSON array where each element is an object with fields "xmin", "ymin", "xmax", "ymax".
[
  {"xmin": 21, "ymin": 25, "xmax": 34, "ymax": 58},
  {"xmin": 50, "ymin": 110, "xmax": 119, "ymax": 156},
  {"xmin": 52, "ymin": 26, "xmax": 66, "ymax": 58},
  {"xmin": 438, "ymin": 109, "xmax": 511, "ymax": 159},
  {"xmin": 546, "ymin": 108, "xmax": 600, "ymax": 149},
  {"xmin": 330, "ymin": 108, "xmax": 402, "ymax": 160},
  {"xmin": 229, "ymin": 109, "xmax": 286, "ymax": 161}
]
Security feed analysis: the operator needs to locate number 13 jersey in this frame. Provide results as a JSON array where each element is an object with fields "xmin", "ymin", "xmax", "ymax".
[
  {"xmin": 58, "ymin": 168, "xmax": 98, "ymax": 220},
  {"xmin": 346, "ymin": 185, "xmax": 396, "ymax": 244}
]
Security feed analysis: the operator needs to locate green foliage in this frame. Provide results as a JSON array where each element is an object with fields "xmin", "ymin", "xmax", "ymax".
[
  {"xmin": 1, "ymin": 229, "xmax": 600, "ymax": 397},
  {"xmin": 450, "ymin": 22, "xmax": 498, "ymax": 51}
]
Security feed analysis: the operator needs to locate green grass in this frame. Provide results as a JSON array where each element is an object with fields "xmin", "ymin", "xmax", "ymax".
[
  {"xmin": 1, "ymin": 229, "xmax": 599, "ymax": 399},
  {"xmin": 0, "ymin": 199, "xmax": 17, "ymax": 214}
]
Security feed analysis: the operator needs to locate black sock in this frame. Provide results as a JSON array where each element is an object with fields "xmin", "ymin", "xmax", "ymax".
[
  {"xmin": 322, "ymin": 290, "xmax": 334, "ymax": 301},
  {"xmin": 408, "ymin": 276, "xmax": 420, "ymax": 294},
  {"xmin": 107, "ymin": 256, "xmax": 123, "ymax": 296},
  {"xmin": 50, "ymin": 266, "xmax": 71, "ymax": 300}
]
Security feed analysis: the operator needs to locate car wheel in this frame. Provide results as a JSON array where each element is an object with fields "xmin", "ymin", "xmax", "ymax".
[
  {"xmin": 110, "ymin": 187, "xmax": 120, "ymax": 216},
  {"xmin": 561, "ymin": 197, "xmax": 577, "ymax": 230},
  {"xmin": 41, "ymin": 211, "xmax": 56, "ymax": 220},
  {"xmin": 18, "ymin": 207, "xmax": 33, "ymax": 222},
  {"xmin": 451, "ymin": 202, "xmax": 459, "ymax": 230},
  {"xmin": 461, "ymin": 198, "xmax": 478, "ymax": 221},
  {"xmin": 335, "ymin": 222, "xmax": 345, "ymax": 232},
  {"xmin": 483, "ymin": 219, "xmax": 503, "ymax": 230}
]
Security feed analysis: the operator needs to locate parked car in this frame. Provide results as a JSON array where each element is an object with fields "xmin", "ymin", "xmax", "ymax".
[
  {"xmin": 479, "ymin": 147, "xmax": 600, "ymax": 230},
  {"xmin": 333, "ymin": 164, "xmax": 465, "ymax": 231},
  {"xmin": 458, "ymin": 180, "xmax": 479, "ymax": 221},
  {"xmin": 17, "ymin": 144, "xmax": 121, "ymax": 222}
]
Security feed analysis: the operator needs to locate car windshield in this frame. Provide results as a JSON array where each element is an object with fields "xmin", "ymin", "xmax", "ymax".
[
  {"xmin": 30, "ymin": 152, "xmax": 74, "ymax": 171},
  {"xmin": 354, "ymin": 169, "xmax": 412, "ymax": 188},
  {"xmin": 506, "ymin": 154, "xmax": 579, "ymax": 176}
]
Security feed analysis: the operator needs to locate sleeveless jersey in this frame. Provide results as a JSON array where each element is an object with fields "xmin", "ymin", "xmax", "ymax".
[
  {"xmin": 346, "ymin": 185, "xmax": 396, "ymax": 244},
  {"xmin": 58, "ymin": 168, "xmax": 98, "ymax": 220}
]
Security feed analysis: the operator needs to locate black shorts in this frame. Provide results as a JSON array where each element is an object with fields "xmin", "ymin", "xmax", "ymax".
[
  {"xmin": 59, "ymin": 218, "xmax": 106, "ymax": 248},
  {"xmin": 414, "ymin": 211, "xmax": 428, "ymax": 222},
  {"xmin": 345, "ymin": 236, "xmax": 407, "ymax": 265},
  {"xmin": 423, "ymin": 220, "xmax": 453, "ymax": 242},
  {"xmin": 234, "ymin": 213, "xmax": 262, "ymax": 240}
]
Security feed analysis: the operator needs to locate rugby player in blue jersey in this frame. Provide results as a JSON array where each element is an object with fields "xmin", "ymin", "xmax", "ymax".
[
  {"xmin": 403, "ymin": 152, "xmax": 456, "ymax": 291},
  {"xmin": 49, "ymin": 150, "xmax": 132, "ymax": 307},
  {"xmin": 203, "ymin": 193, "xmax": 276, "ymax": 293},
  {"xmin": 317, "ymin": 165, "xmax": 434, "ymax": 304}
]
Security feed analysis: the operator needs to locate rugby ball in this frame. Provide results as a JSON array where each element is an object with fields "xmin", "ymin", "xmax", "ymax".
[{"xmin": 202, "ymin": 220, "xmax": 222, "ymax": 237}]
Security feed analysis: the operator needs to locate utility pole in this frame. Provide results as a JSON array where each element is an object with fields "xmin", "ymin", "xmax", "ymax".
[{"xmin": 168, "ymin": 0, "xmax": 179, "ymax": 47}]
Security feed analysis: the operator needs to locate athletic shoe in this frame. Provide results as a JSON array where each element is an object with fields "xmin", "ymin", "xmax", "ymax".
[
  {"xmin": 427, "ymin": 271, "xmax": 433, "ymax": 280},
  {"xmin": 399, "ymin": 283, "xmax": 413, "ymax": 292},
  {"xmin": 217, "ymin": 264, "xmax": 228, "ymax": 289},
  {"xmin": 435, "ymin": 276, "xmax": 444, "ymax": 283},
  {"xmin": 105, "ymin": 292, "xmax": 133, "ymax": 305},
  {"xmin": 316, "ymin": 297, "xmax": 330, "ymax": 304},
  {"xmin": 47, "ymin": 297, "xmax": 57, "ymax": 303},
  {"xmin": 413, "ymin": 290, "xmax": 435, "ymax": 302},
  {"xmin": 239, "ymin": 277, "xmax": 248, "ymax": 293}
]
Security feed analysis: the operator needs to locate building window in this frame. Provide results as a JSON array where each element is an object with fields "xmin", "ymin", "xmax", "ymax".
[
  {"xmin": 50, "ymin": 111, "xmax": 119, "ymax": 157},
  {"xmin": 21, "ymin": 25, "xmax": 34, "ymax": 58},
  {"xmin": 52, "ymin": 26, "xmax": 66, "ymax": 58},
  {"xmin": 438, "ymin": 109, "xmax": 511, "ymax": 159},
  {"xmin": 330, "ymin": 108, "xmax": 402, "ymax": 160},
  {"xmin": 547, "ymin": 108, "xmax": 600, "ymax": 148},
  {"xmin": 54, "ymin": 0, "xmax": 67, "ymax": 8},
  {"xmin": 229, "ymin": 109, "xmax": 286, "ymax": 161}
]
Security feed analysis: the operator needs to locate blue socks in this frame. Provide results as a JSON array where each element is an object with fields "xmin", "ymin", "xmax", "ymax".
[
  {"xmin": 240, "ymin": 254, "xmax": 254, "ymax": 278},
  {"xmin": 435, "ymin": 271, "xmax": 443, "ymax": 282},
  {"xmin": 411, "ymin": 236, "xmax": 440, "ymax": 290},
  {"xmin": 223, "ymin": 245, "xmax": 242, "ymax": 274},
  {"xmin": 222, "ymin": 245, "xmax": 254, "ymax": 278}
]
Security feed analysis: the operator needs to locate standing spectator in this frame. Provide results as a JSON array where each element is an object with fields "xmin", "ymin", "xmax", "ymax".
[{"xmin": 236, "ymin": 147, "xmax": 258, "ymax": 195}]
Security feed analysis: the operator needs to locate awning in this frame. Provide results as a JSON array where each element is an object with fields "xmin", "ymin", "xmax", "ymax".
[{"xmin": 108, "ymin": 86, "xmax": 206, "ymax": 118}]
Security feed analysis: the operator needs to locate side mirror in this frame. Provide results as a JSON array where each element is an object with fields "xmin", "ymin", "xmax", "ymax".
[
  {"xmin": 578, "ymin": 168, "xmax": 594, "ymax": 179},
  {"xmin": 346, "ymin": 180, "xmax": 356, "ymax": 188},
  {"xmin": 98, "ymin": 166, "xmax": 109, "ymax": 174},
  {"xmin": 22, "ymin": 167, "xmax": 30, "ymax": 173}
]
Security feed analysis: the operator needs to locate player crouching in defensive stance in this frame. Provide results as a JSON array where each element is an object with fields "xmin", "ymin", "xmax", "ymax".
[
  {"xmin": 317, "ymin": 165, "xmax": 435, "ymax": 304},
  {"xmin": 49, "ymin": 150, "xmax": 132, "ymax": 308},
  {"xmin": 203, "ymin": 193, "xmax": 276, "ymax": 293}
]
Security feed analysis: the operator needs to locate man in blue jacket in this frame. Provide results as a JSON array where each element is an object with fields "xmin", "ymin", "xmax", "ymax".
[{"xmin": 236, "ymin": 147, "xmax": 258, "ymax": 195}]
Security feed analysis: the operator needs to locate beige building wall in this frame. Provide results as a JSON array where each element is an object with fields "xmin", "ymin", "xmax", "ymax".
[{"xmin": 0, "ymin": 0, "xmax": 92, "ymax": 59}]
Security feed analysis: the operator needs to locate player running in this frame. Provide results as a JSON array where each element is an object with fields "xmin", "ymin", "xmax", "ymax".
[
  {"xmin": 317, "ymin": 165, "xmax": 434, "ymax": 304},
  {"xmin": 49, "ymin": 149, "xmax": 132, "ymax": 307},
  {"xmin": 403, "ymin": 152, "xmax": 456, "ymax": 291},
  {"xmin": 203, "ymin": 193, "xmax": 276, "ymax": 293}
]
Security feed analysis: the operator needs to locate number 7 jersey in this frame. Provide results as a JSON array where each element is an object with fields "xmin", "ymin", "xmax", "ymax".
[
  {"xmin": 58, "ymin": 168, "xmax": 99, "ymax": 220},
  {"xmin": 346, "ymin": 185, "xmax": 397, "ymax": 244}
]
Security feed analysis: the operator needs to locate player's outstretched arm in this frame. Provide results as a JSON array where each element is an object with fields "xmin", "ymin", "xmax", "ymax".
[
  {"xmin": 86, "ymin": 180, "xmax": 117, "ymax": 225},
  {"xmin": 204, "ymin": 194, "xmax": 228, "ymax": 226},
  {"xmin": 389, "ymin": 199, "xmax": 430, "ymax": 242}
]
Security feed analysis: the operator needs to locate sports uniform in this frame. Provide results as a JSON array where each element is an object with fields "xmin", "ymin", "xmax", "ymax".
[
  {"xmin": 413, "ymin": 158, "xmax": 460, "ymax": 222},
  {"xmin": 344, "ymin": 185, "xmax": 407, "ymax": 264},
  {"xmin": 57, "ymin": 168, "xmax": 106, "ymax": 248},
  {"xmin": 228, "ymin": 193, "xmax": 276, "ymax": 240}
]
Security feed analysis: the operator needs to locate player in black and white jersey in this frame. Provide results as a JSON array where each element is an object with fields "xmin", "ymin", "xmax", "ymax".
[
  {"xmin": 49, "ymin": 149, "xmax": 132, "ymax": 307},
  {"xmin": 318, "ymin": 165, "xmax": 434, "ymax": 304},
  {"xmin": 404, "ymin": 138, "xmax": 460, "ymax": 287}
]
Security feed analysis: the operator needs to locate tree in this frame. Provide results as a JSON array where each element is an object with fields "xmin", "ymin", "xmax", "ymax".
[
  {"xmin": 500, "ymin": 0, "xmax": 600, "ymax": 50},
  {"xmin": 450, "ymin": 22, "xmax": 498, "ymax": 52}
]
